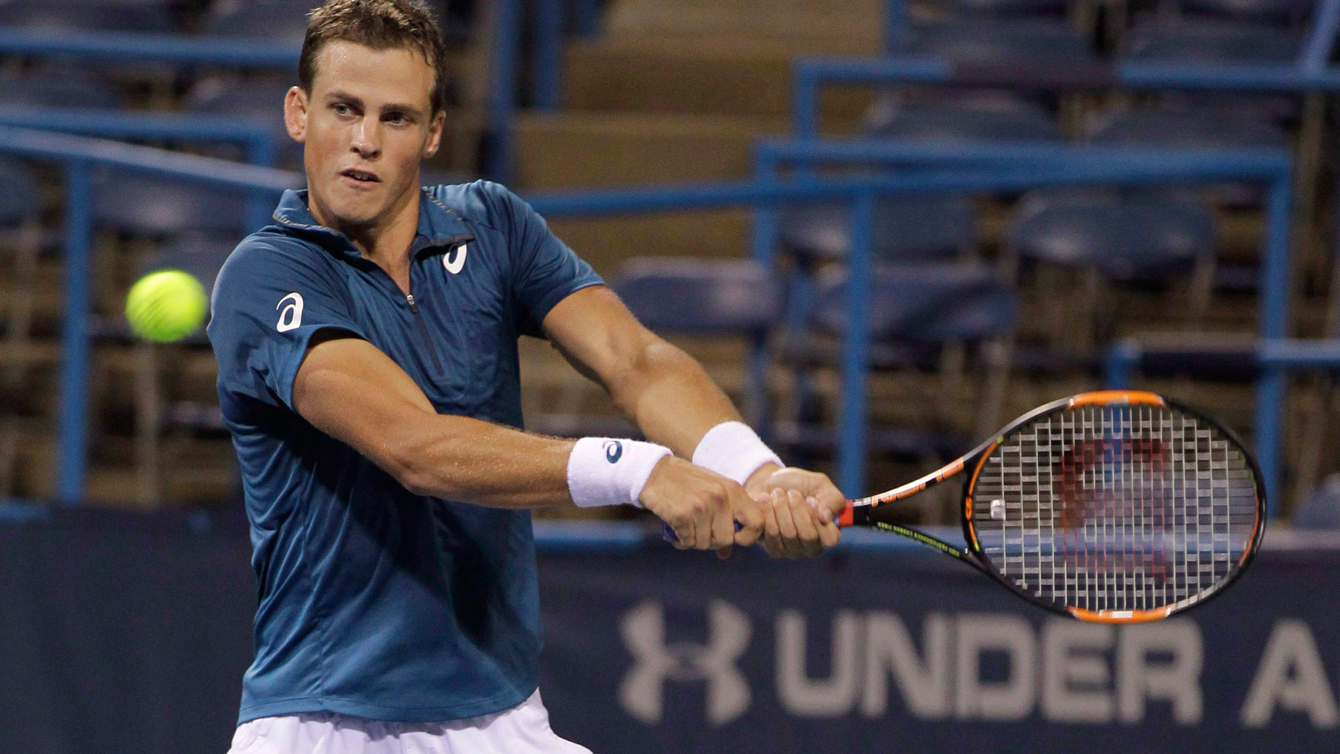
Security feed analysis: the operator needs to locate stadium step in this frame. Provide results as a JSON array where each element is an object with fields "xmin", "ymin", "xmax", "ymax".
[
  {"xmin": 562, "ymin": 37, "xmax": 878, "ymax": 121},
  {"xmin": 513, "ymin": 111, "xmax": 779, "ymax": 273},
  {"xmin": 602, "ymin": 0, "xmax": 885, "ymax": 48}
]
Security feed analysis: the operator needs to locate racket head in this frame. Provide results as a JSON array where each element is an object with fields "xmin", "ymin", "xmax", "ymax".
[{"xmin": 959, "ymin": 390, "xmax": 1265, "ymax": 624}]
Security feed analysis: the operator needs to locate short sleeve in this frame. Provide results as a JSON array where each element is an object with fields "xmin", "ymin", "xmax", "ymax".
[
  {"xmin": 490, "ymin": 185, "xmax": 603, "ymax": 336},
  {"xmin": 207, "ymin": 238, "xmax": 369, "ymax": 412}
]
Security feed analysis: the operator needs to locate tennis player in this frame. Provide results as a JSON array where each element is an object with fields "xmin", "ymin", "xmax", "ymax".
[{"xmin": 207, "ymin": 0, "xmax": 843, "ymax": 751}]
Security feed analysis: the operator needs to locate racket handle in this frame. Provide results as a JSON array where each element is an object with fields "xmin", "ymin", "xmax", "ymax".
[
  {"xmin": 661, "ymin": 501, "xmax": 855, "ymax": 542},
  {"xmin": 661, "ymin": 521, "xmax": 740, "ymax": 542}
]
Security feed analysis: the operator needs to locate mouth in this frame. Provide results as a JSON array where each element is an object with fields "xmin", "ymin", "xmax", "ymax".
[{"xmin": 339, "ymin": 168, "xmax": 380, "ymax": 185}]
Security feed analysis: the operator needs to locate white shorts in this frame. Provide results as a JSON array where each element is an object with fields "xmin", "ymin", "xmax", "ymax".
[{"xmin": 226, "ymin": 690, "xmax": 591, "ymax": 754}]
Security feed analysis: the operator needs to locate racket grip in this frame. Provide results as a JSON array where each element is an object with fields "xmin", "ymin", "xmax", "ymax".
[
  {"xmin": 661, "ymin": 521, "xmax": 741, "ymax": 542},
  {"xmin": 661, "ymin": 502, "xmax": 854, "ymax": 542}
]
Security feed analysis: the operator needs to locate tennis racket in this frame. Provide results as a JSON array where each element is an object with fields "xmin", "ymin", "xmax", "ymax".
[{"xmin": 673, "ymin": 390, "xmax": 1266, "ymax": 624}]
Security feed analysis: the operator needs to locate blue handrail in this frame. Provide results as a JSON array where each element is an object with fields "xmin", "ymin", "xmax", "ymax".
[
  {"xmin": 1107, "ymin": 338, "xmax": 1340, "ymax": 512},
  {"xmin": 793, "ymin": 58, "xmax": 1340, "ymax": 139},
  {"xmin": 0, "ymin": 29, "xmax": 300, "ymax": 65},
  {"xmin": 3, "ymin": 127, "xmax": 1297, "ymax": 509},
  {"xmin": 749, "ymin": 139, "xmax": 1294, "ymax": 503},
  {"xmin": 0, "ymin": 126, "xmax": 301, "ymax": 502}
]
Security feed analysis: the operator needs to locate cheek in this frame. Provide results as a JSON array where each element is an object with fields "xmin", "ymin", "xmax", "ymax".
[{"xmin": 306, "ymin": 122, "xmax": 346, "ymax": 165}]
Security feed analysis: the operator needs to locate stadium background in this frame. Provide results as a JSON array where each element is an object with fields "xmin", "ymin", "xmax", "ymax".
[{"xmin": 0, "ymin": 0, "xmax": 1338, "ymax": 750}]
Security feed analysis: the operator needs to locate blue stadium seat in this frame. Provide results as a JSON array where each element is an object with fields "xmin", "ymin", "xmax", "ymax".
[
  {"xmin": 184, "ymin": 77, "xmax": 301, "ymax": 167},
  {"xmin": 897, "ymin": 18, "xmax": 1097, "ymax": 63},
  {"xmin": 1007, "ymin": 191, "xmax": 1217, "ymax": 282},
  {"xmin": 1085, "ymin": 106, "xmax": 1286, "ymax": 206},
  {"xmin": 1007, "ymin": 191, "xmax": 1218, "ymax": 361},
  {"xmin": 1294, "ymin": 475, "xmax": 1340, "ymax": 530},
  {"xmin": 93, "ymin": 172, "xmax": 248, "ymax": 237},
  {"xmin": 0, "ymin": 158, "xmax": 39, "ymax": 227},
  {"xmin": 201, "ymin": 0, "xmax": 319, "ymax": 44},
  {"xmin": 777, "ymin": 197, "xmax": 978, "ymax": 264},
  {"xmin": 808, "ymin": 263, "xmax": 1017, "ymax": 345},
  {"xmin": 1123, "ymin": 18, "xmax": 1301, "ymax": 61},
  {"xmin": 610, "ymin": 258, "xmax": 782, "ymax": 336},
  {"xmin": 527, "ymin": 258, "xmax": 783, "ymax": 439},
  {"xmin": 0, "ymin": 70, "xmax": 122, "ymax": 109},
  {"xmin": 0, "ymin": 0, "xmax": 177, "ymax": 32},
  {"xmin": 1181, "ymin": 0, "xmax": 1314, "ymax": 22},
  {"xmin": 929, "ymin": 0, "xmax": 1067, "ymax": 15},
  {"xmin": 1121, "ymin": 19, "xmax": 1303, "ymax": 121},
  {"xmin": 779, "ymin": 263, "xmax": 1017, "ymax": 458},
  {"xmin": 1085, "ymin": 106, "xmax": 1287, "ymax": 147},
  {"xmin": 868, "ymin": 101, "xmax": 1064, "ymax": 143}
]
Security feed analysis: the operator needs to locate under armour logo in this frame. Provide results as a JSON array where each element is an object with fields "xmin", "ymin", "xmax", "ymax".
[
  {"xmin": 443, "ymin": 244, "xmax": 467, "ymax": 274},
  {"xmin": 619, "ymin": 600, "xmax": 752, "ymax": 726}
]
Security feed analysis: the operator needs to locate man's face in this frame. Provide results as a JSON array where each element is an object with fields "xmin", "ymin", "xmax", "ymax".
[{"xmin": 284, "ymin": 40, "xmax": 443, "ymax": 231}]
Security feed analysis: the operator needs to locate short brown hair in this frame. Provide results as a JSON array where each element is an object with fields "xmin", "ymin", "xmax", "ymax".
[{"xmin": 299, "ymin": 0, "xmax": 447, "ymax": 115}]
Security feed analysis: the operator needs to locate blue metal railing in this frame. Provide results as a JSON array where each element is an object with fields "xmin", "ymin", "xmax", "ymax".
[
  {"xmin": 792, "ymin": 59, "xmax": 1340, "ymax": 139},
  {"xmin": 747, "ymin": 139, "xmax": 1294, "ymax": 503},
  {"xmin": 1107, "ymin": 339, "xmax": 1340, "ymax": 513},
  {"xmin": 0, "ymin": 126, "xmax": 302, "ymax": 502},
  {"xmin": 11, "ymin": 127, "xmax": 1295, "ymax": 504}
]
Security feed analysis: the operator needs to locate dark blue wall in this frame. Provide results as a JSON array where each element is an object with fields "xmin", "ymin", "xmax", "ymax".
[{"xmin": 2, "ymin": 508, "xmax": 1337, "ymax": 753}]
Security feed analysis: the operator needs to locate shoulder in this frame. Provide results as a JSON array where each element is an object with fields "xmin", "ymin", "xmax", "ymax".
[
  {"xmin": 423, "ymin": 180, "xmax": 537, "ymax": 235},
  {"xmin": 216, "ymin": 231, "xmax": 338, "ymax": 285}
]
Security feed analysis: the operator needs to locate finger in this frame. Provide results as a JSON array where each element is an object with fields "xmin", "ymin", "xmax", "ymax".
[
  {"xmin": 760, "ymin": 495, "xmax": 784, "ymax": 558},
  {"xmin": 817, "ymin": 516, "xmax": 841, "ymax": 548},
  {"xmin": 710, "ymin": 487, "xmax": 738, "ymax": 550},
  {"xmin": 730, "ymin": 488, "xmax": 764, "ymax": 548},
  {"xmin": 788, "ymin": 490, "xmax": 821, "ymax": 557},
  {"xmin": 694, "ymin": 497, "xmax": 714, "ymax": 551},
  {"xmin": 772, "ymin": 489, "xmax": 800, "ymax": 558},
  {"xmin": 717, "ymin": 546, "xmax": 733, "ymax": 560},
  {"xmin": 672, "ymin": 519, "xmax": 694, "ymax": 550},
  {"xmin": 814, "ymin": 484, "xmax": 848, "ymax": 521}
]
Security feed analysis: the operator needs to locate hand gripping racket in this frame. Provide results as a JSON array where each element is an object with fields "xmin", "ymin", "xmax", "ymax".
[{"xmin": 674, "ymin": 391, "xmax": 1267, "ymax": 624}]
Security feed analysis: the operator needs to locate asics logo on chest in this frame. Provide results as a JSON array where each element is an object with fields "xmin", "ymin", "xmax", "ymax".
[
  {"xmin": 276, "ymin": 292, "xmax": 304, "ymax": 332},
  {"xmin": 444, "ymin": 244, "xmax": 468, "ymax": 274}
]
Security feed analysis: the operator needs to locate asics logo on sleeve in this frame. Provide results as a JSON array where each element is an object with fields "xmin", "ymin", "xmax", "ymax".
[
  {"xmin": 443, "ymin": 244, "xmax": 468, "ymax": 274},
  {"xmin": 604, "ymin": 440, "xmax": 623, "ymax": 464},
  {"xmin": 276, "ymin": 292, "xmax": 304, "ymax": 332}
]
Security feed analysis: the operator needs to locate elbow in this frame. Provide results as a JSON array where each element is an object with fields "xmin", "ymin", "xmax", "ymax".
[
  {"xmin": 398, "ymin": 465, "xmax": 434, "ymax": 497},
  {"xmin": 607, "ymin": 337, "xmax": 678, "ymax": 414},
  {"xmin": 384, "ymin": 434, "xmax": 437, "ymax": 498}
]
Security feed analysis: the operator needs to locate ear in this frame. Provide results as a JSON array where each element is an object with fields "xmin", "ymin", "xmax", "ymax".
[
  {"xmin": 284, "ymin": 86, "xmax": 308, "ymax": 143},
  {"xmin": 423, "ymin": 110, "xmax": 445, "ymax": 159}
]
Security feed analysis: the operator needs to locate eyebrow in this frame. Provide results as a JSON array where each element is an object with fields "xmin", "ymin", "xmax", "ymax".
[{"xmin": 326, "ymin": 90, "xmax": 424, "ymax": 118}]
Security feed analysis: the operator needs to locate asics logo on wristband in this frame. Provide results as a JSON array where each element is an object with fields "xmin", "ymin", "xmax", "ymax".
[{"xmin": 604, "ymin": 440, "xmax": 623, "ymax": 464}]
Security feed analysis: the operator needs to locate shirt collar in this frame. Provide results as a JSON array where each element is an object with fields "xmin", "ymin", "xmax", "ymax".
[{"xmin": 271, "ymin": 187, "xmax": 475, "ymax": 261}]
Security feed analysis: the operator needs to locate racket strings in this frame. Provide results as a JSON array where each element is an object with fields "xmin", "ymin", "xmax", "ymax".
[{"xmin": 971, "ymin": 404, "xmax": 1258, "ymax": 614}]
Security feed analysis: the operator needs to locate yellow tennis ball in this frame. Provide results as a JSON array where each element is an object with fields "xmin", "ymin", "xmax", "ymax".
[{"xmin": 125, "ymin": 270, "xmax": 208, "ymax": 343}]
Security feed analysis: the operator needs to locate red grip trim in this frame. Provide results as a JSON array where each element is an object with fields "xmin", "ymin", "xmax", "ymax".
[{"xmin": 837, "ymin": 501, "xmax": 854, "ymax": 527}]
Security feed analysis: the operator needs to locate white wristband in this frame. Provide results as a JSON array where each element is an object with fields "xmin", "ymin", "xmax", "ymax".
[
  {"xmin": 567, "ymin": 437, "xmax": 671, "ymax": 508},
  {"xmin": 691, "ymin": 421, "xmax": 783, "ymax": 485}
]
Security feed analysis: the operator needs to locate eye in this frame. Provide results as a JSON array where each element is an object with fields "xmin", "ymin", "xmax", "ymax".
[
  {"xmin": 385, "ymin": 112, "xmax": 409, "ymax": 126},
  {"xmin": 332, "ymin": 103, "xmax": 353, "ymax": 116}
]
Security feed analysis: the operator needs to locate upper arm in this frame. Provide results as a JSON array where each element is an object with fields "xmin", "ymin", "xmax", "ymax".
[
  {"xmin": 207, "ymin": 239, "xmax": 370, "ymax": 411},
  {"xmin": 291, "ymin": 331, "xmax": 437, "ymax": 485},
  {"xmin": 539, "ymin": 285, "xmax": 659, "ymax": 389}
]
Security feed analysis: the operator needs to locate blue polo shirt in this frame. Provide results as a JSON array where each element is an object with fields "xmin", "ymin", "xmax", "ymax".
[{"xmin": 206, "ymin": 180, "xmax": 602, "ymax": 724}]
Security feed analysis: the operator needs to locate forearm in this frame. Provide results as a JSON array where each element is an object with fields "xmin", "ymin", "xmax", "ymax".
[
  {"xmin": 607, "ymin": 339, "xmax": 744, "ymax": 458},
  {"xmin": 398, "ymin": 414, "xmax": 576, "ymax": 508}
]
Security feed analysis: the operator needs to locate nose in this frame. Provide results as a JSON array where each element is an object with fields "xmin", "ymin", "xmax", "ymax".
[{"xmin": 350, "ymin": 116, "xmax": 381, "ymax": 159}]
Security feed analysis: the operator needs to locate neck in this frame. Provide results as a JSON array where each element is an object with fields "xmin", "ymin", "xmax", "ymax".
[{"xmin": 308, "ymin": 185, "xmax": 421, "ymax": 265}]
